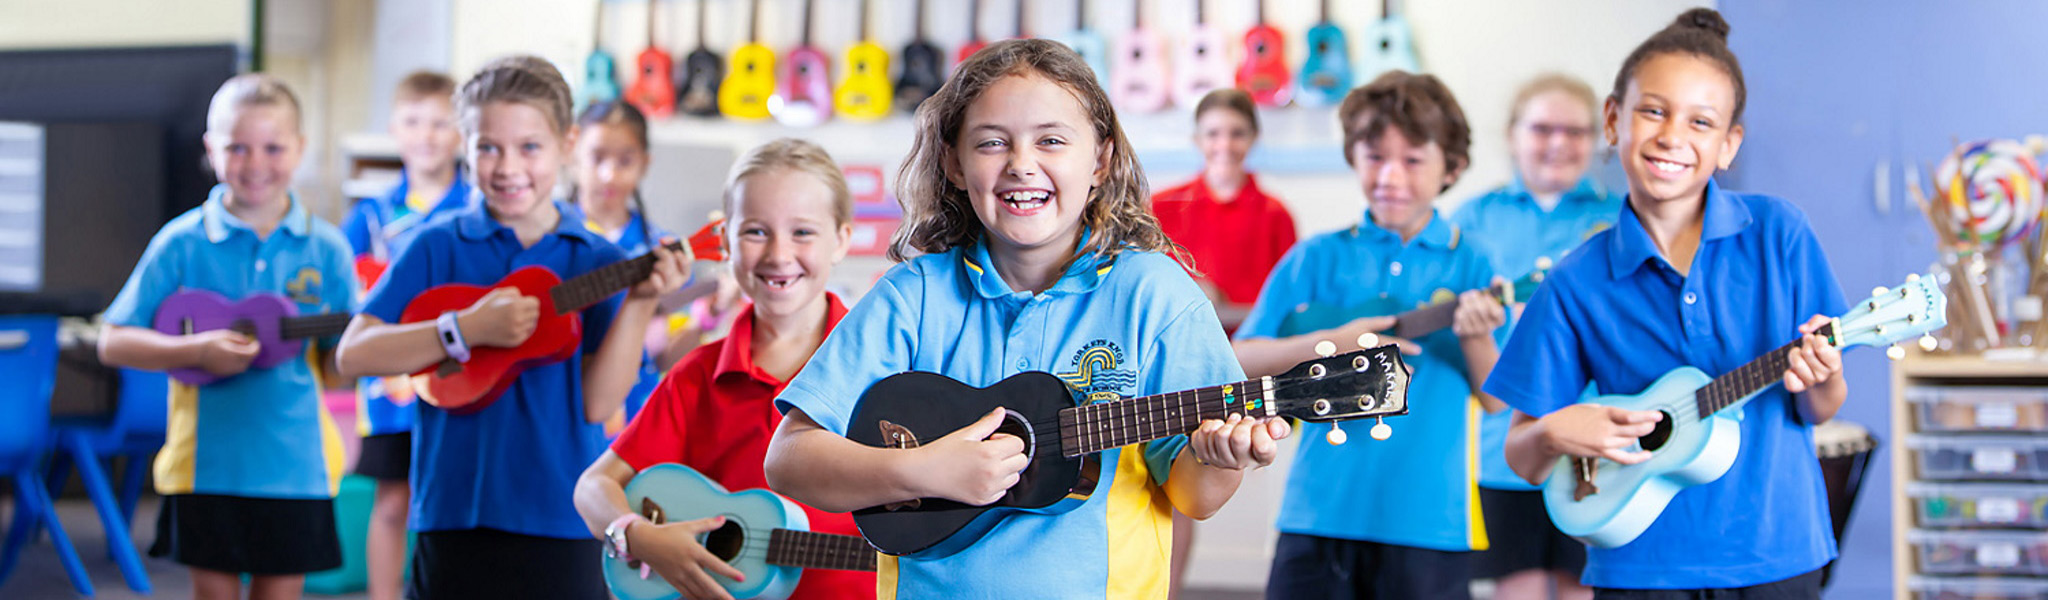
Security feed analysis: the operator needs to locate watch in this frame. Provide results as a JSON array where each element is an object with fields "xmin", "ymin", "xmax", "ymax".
[{"xmin": 604, "ymin": 513, "xmax": 641, "ymax": 559}]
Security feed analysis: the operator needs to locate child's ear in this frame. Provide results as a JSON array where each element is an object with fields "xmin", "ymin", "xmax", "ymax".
[
  {"xmin": 832, "ymin": 221, "xmax": 854, "ymax": 263},
  {"xmin": 1602, "ymin": 96, "xmax": 1622, "ymax": 148},
  {"xmin": 941, "ymin": 145, "xmax": 966, "ymax": 190},
  {"xmin": 1093, "ymin": 140, "xmax": 1114, "ymax": 187},
  {"xmin": 1443, "ymin": 156, "xmax": 1467, "ymax": 190},
  {"xmin": 1717, "ymin": 123, "xmax": 1745, "ymax": 170}
]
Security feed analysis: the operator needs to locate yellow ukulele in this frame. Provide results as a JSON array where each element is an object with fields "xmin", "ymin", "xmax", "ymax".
[
  {"xmin": 834, "ymin": 0, "xmax": 893, "ymax": 120},
  {"xmin": 717, "ymin": 0, "xmax": 774, "ymax": 120}
]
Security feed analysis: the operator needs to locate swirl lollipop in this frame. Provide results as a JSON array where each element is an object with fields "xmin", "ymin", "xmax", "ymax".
[{"xmin": 1935, "ymin": 139, "xmax": 2044, "ymax": 250}]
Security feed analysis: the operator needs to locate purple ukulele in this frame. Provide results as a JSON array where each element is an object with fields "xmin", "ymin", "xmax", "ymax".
[{"xmin": 152, "ymin": 290, "xmax": 353, "ymax": 385}]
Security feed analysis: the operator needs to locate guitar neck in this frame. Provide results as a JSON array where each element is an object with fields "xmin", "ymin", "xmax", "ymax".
[
  {"xmin": 799, "ymin": 0, "xmax": 814, "ymax": 46},
  {"xmin": 765, "ymin": 528, "xmax": 877, "ymax": 572},
  {"xmin": 1057, "ymin": 377, "xmax": 1274, "ymax": 457},
  {"xmin": 1390, "ymin": 285, "xmax": 1515, "ymax": 340},
  {"xmin": 279, "ymin": 312, "xmax": 353, "ymax": 341},
  {"xmin": 695, "ymin": 0, "xmax": 708, "ymax": 48},
  {"xmin": 548, "ymin": 240, "xmax": 684, "ymax": 315},
  {"xmin": 1693, "ymin": 322, "xmax": 1838, "ymax": 418},
  {"xmin": 858, "ymin": 0, "xmax": 871, "ymax": 40}
]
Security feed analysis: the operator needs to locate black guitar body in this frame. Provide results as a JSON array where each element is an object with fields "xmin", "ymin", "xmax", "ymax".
[
  {"xmin": 894, "ymin": 41, "xmax": 945, "ymax": 113},
  {"xmin": 846, "ymin": 371, "xmax": 1098, "ymax": 557},
  {"xmin": 677, "ymin": 47, "xmax": 724, "ymax": 117}
]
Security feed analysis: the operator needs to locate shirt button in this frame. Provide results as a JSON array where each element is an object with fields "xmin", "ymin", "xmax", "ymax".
[
  {"xmin": 1390, "ymin": 262, "xmax": 1403, "ymax": 276},
  {"xmin": 1016, "ymin": 358, "xmax": 1029, "ymax": 371},
  {"xmin": 1684, "ymin": 293, "xmax": 1698, "ymax": 305},
  {"xmin": 255, "ymin": 259, "xmax": 266, "ymax": 272}
]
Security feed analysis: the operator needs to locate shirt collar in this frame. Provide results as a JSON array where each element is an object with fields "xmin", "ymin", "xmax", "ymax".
[
  {"xmin": 1606, "ymin": 179, "xmax": 1752, "ymax": 279},
  {"xmin": 202, "ymin": 184, "xmax": 313, "ymax": 243},
  {"xmin": 1356, "ymin": 208, "xmax": 1458, "ymax": 250},
  {"xmin": 960, "ymin": 230, "xmax": 1115, "ymax": 300},
  {"xmin": 455, "ymin": 198, "xmax": 605, "ymax": 244},
  {"xmin": 1193, "ymin": 173, "xmax": 1263, "ymax": 204},
  {"xmin": 714, "ymin": 293, "xmax": 849, "ymax": 385}
]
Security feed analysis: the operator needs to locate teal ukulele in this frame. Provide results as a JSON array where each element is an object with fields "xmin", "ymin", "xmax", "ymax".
[
  {"xmin": 1278, "ymin": 261, "xmax": 1551, "ymax": 341},
  {"xmin": 603, "ymin": 464, "xmax": 876, "ymax": 600}
]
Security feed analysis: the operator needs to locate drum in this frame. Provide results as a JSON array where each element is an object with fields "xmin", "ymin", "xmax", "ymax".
[{"xmin": 1814, "ymin": 419, "xmax": 1880, "ymax": 588}]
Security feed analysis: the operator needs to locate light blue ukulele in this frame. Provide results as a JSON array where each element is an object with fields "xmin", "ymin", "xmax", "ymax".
[
  {"xmin": 1546, "ymin": 273, "xmax": 1948, "ymax": 548},
  {"xmin": 604, "ymin": 464, "xmax": 876, "ymax": 600}
]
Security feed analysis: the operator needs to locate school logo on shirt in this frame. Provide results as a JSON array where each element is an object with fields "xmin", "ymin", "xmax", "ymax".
[
  {"xmin": 1055, "ymin": 340, "xmax": 1137, "ymax": 403},
  {"xmin": 286, "ymin": 267, "xmax": 324, "ymax": 306},
  {"xmin": 1583, "ymin": 220, "xmax": 1614, "ymax": 241}
]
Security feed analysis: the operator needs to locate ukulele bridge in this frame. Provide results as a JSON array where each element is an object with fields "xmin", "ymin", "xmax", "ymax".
[
  {"xmin": 878, "ymin": 420, "xmax": 923, "ymax": 511},
  {"xmin": 1573, "ymin": 457, "xmax": 1600, "ymax": 501}
]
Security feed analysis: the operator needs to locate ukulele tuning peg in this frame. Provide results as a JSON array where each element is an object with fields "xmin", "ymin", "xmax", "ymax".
[
  {"xmin": 1325, "ymin": 422, "xmax": 1347, "ymax": 446},
  {"xmin": 1919, "ymin": 334, "xmax": 1939, "ymax": 352},
  {"xmin": 1871, "ymin": 286, "xmax": 1889, "ymax": 298},
  {"xmin": 1370, "ymin": 417, "xmax": 1392, "ymax": 441},
  {"xmin": 1357, "ymin": 333, "xmax": 1379, "ymax": 349},
  {"xmin": 1314, "ymin": 340, "xmax": 1337, "ymax": 357},
  {"xmin": 1906, "ymin": 273, "xmax": 1921, "ymax": 283},
  {"xmin": 1534, "ymin": 256, "xmax": 1554, "ymax": 271},
  {"xmin": 1886, "ymin": 344, "xmax": 1906, "ymax": 361}
]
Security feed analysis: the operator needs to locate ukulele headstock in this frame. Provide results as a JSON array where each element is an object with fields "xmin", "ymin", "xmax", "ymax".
[
  {"xmin": 1835, "ymin": 272, "xmax": 1948, "ymax": 357},
  {"xmin": 1270, "ymin": 342, "xmax": 1412, "ymax": 427}
]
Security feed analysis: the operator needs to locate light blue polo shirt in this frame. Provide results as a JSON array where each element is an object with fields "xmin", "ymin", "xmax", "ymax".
[
  {"xmin": 360, "ymin": 200, "xmax": 628, "ymax": 539},
  {"xmin": 1452, "ymin": 176, "xmax": 1619, "ymax": 490},
  {"xmin": 581, "ymin": 210, "xmax": 677, "ymax": 423},
  {"xmin": 1483, "ymin": 180, "xmax": 1846, "ymax": 589},
  {"xmin": 777, "ymin": 238, "xmax": 1241, "ymax": 599},
  {"xmin": 344, "ymin": 169, "xmax": 473, "ymax": 437},
  {"xmin": 105, "ymin": 184, "xmax": 358, "ymax": 499},
  {"xmin": 1237, "ymin": 209, "xmax": 1496, "ymax": 551}
]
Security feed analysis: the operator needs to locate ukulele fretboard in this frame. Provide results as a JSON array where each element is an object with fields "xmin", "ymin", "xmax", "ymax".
[
  {"xmin": 548, "ymin": 240, "xmax": 684, "ymax": 314},
  {"xmin": 279, "ymin": 313, "xmax": 354, "ymax": 340},
  {"xmin": 765, "ymin": 528, "xmax": 877, "ymax": 572},
  {"xmin": 1058, "ymin": 377, "xmax": 1274, "ymax": 457},
  {"xmin": 1692, "ymin": 322, "xmax": 1838, "ymax": 418}
]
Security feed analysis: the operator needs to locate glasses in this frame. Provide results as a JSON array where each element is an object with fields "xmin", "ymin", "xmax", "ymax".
[{"xmin": 1524, "ymin": 123, "xmax": 1593, "ymax": 140}]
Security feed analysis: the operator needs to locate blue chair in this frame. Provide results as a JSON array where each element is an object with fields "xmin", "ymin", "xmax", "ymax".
[
  {"xmin": 44, "ymin": 367, "xmax": 160, "ymax": 593},
  {"xmin": 0, "ymin": 315, "xmax": 94, "ymax": 596}
]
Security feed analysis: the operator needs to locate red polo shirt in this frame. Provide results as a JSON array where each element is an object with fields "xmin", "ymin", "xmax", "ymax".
[
  {"xmin": 610, "ymin": 293, "xmax": 874, "ymax": 600},
  {"xmin": 1150, "ymin": 173, "xmax": 1299, "ymax": 305}
]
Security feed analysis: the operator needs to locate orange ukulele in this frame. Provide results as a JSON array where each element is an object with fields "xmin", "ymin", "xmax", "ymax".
[
  {"xmin": 626, "ymin": 0, "xmax": 677, "ymax": 118},
  {"xmin": 400, "ymin": 221, "xmax": 723, "ymax": 413}
]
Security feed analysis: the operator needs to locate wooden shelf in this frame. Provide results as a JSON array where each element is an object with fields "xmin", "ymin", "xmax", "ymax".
[{"xmin": 1894, "ymin": 351, "xmax": 2048, "ymax": 379}]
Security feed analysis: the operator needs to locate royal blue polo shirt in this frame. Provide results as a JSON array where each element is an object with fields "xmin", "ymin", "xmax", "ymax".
[
  {"xmin": 1483, "ymin": 180, "xmax": 1847, "ymax": 588},
  {"xmin": 1237, "ymin": 209, "xmax": 1497, "ymax": 551},
  {"xmin": 344, "ymin": 169, "xmax": 474, "ymax": 438},
  {"xmin": 360, "ymin": 200, "xmax": 628, "ymax": 538},
  {"xmin": 778, "ymin": 238, "xmax": 1241, "ymax": 599},
  {"xmin": 105, "ymin": 185, "xmax": 358, "ymax": 499},
  {"xmin": 1452, "ymin": 176, "xmax": 1620, "ymax": 490},
  {"xmin": 581, "ymin": 210, "xmax": 677, "ymax": 422}
]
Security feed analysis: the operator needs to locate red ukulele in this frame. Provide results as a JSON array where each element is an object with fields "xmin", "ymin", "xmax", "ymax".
[
  {"xmin": 955, "ymin": 0, "xmax": 987, "ymax": 65},
  {"xmin": 1237, "ymin": 0, "xmax": 1291, "ymax": 107},
  {"xmin": 399, "ymin": 221, "xmax": 723, "ymax": 413},
  {"xmin": 627, "ymin": 0, "xmax": 677, "ymax": 118}
]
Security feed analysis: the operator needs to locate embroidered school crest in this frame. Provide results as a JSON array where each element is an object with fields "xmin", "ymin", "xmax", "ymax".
[
  {"xmin": 286, "ymin": 266, "xmax": 324, "ymax": 306},
  {"xmin": 1055, "ymin": 340, "xmax": 1138, "ymax": 403}
]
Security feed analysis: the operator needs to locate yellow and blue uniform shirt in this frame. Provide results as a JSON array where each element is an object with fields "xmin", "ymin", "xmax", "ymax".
[
  {"xmin": 1450, "ymin": 176, "xmax": 1619, "ymax": 491},
  {"xmin": 1237, "ymin": 210, "xmax": 1496, "ymax": 552},
  {"xmin": 581, "ymin": 210, "xmax": 675, "ymax": 422},
  {"xmin": 360, "ymin": 200, "xmax": 628, "ymax": 538},
  {"xmin": 104, "ymin": 185, "xmax": 358, "ymax": 499},
  {"xmin": 778, "ymin": 238, "xmax": 1240, "ymax": 599},
  {"xmin": 342, "ymin": 169, "xmax": 473, "ymax": 438},
  {"xmin": 1483, "ymin": 180, "xmax": 1846, "ymax": 588}
]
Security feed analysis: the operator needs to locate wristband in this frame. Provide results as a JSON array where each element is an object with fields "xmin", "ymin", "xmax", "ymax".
[
  {"xmin": 604, "ymin": 512, "xmax": 642, "ymax": 559},
  {"xmin": 436, "ymin": 311, "xmax": 471, "ymax": 363}
]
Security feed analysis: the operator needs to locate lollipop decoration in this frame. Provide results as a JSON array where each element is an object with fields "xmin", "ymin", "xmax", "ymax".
[{"xmin": 1911, "ymin": 137, "xmax": 2048, "ymax": 352}]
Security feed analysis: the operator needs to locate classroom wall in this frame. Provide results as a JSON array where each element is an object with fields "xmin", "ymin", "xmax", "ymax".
[
  {"xmin": 0, "ymin": 0, "xmax": 250, "ymax": 51},
  {"xmin": 1721, "ymin": 1, "xmax": 2048, "ymax": 598}
]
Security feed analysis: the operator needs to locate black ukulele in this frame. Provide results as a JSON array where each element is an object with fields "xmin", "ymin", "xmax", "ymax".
[
  {"xmin": 675, "ymin": 0, "xmax": 724, "ymax": 117},
  {"xmin": 894, "ymin": 0, "xmax": 945, "ymax": 112},
  {"xmin": 847, "ymin": 345, "xmax": 1412, "ymax": 557}
]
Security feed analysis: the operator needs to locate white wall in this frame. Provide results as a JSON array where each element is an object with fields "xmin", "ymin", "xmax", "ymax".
[{"xmin": 0, "ymin": 0, "xmax": 250, "ymax": 51}]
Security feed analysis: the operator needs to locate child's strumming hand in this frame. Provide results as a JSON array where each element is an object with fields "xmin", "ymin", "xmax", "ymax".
[
  {"xmin": 1538, "ymin": 404, "xmax": 1663, "ymax": 465},
  {"xmin": 628, "ymin": 515, "xmax": 748, "ymax": 600},
  {"xmin": 912, "ymin": 407, "xmax": 1029, "ymax": 506},
  {"xmin": 193, "ymin": 329, "xmax": 261, "ymax": 376},
  {"xmin": 1452, "ymin": 277, "xmax": 1509, "ymax": 339},
  {"xmin": 457, "ymin": 287, "xmax": 540, "ymax": 348},
  {"xmin": 1189, "ymin": 413, "xmax": 1291, "ymax": 470},
  {"xmin": 1782, "ymin": 315, "xmax": 1842, "ymax": 394},
  {"xmin": 630, "ymin": 240, "xmax": 692, "ymax": 301}
]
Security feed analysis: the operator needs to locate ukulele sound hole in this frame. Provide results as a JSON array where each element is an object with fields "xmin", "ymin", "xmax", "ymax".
[
  {"xmin": 1638, "ymin": 410, "xmax": 1676, "ymax": 452},
  {"xmin": 994, "ymin": 409, "xmax": 1036, "ymax": 463},
  {"xmin": 701, "ymin": 517, "xmax": 745, "ymax": 563}
]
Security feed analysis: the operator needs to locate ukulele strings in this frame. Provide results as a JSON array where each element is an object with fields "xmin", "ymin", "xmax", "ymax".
[{"xmin": 996, "ymin": 371, "xmax": 1375, "ymax": 446}]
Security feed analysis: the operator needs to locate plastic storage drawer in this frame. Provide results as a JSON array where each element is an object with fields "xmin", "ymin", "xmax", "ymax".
[
  {"xmin": 1909, "ymin": 483, "xmax": 2048, "ymax": 528},
  {"xmin": 1910, "ymin": 575, "xmax": 2048, "ymax": 600},
  {"xmin": 1909, "ymin": 530, "xmax": 2048, "ymax": 576},
  {"xmin": 1911, "ymin": 386, "xmax": 2048, "ymax": 433},
  {"xmin": 1907, "ymin": 435, "xmax": 2048, "ymax": 481}
]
